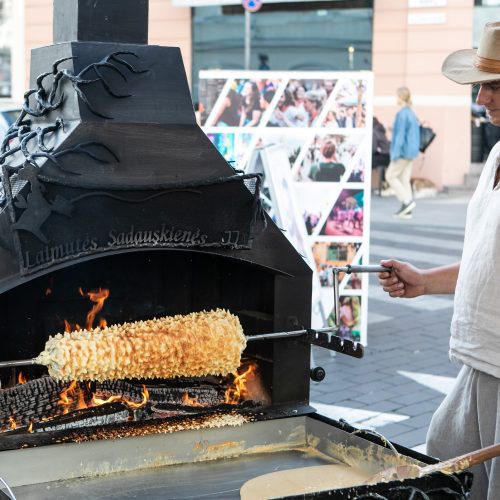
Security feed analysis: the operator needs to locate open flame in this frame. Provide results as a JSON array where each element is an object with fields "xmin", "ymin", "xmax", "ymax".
[
  {"xmin": 64, "ymin": 320, "xmax": 82, "ymax": 333},
  {"xmin": 17, "ymin": 371, "xmax": 27, "ymax": 385},
  {"xmin": 56, "ymin": 382, "xmax": 149, "ymax": 415},
  {"xmin": 181, "ymin": 391, "xmax": 204, "ymax": 407},
  {"xmin": 57, "ymin": 380, "xmax": 87, "ymax": 414},
  {"xmin": 224, "ymin": 360, "xmax": 259, "ymax": 405},
  {"xmin": 62, "ymin": 287, "xmax": 110, "ymax": 333},
  {"xmin": 79, "ymin": 287, "xmax": 110, "ymax": 330},
  {"xmin": 8, "ymin": 416, "xmax": 16, "ymax": 430}
]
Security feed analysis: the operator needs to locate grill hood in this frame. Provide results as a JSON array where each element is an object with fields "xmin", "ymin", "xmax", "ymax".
[{"xmin": 0, "ymin": 0, "xmax": 309, "ymax": 294}]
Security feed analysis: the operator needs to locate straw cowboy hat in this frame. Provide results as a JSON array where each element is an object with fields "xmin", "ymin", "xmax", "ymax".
[{"xmin": 442, "ymin": 21, "xmax": 500, "ymax": 85}]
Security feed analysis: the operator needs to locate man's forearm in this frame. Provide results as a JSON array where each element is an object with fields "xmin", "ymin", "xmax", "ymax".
[{"xmin": 422, "ymin": 261, "xmax": 460, "ymax": 295}]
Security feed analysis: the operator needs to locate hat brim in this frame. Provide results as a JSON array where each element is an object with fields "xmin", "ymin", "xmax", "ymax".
[{"xmin": 442, "ymin": 48, "xmax": 500, "ymax": 85}]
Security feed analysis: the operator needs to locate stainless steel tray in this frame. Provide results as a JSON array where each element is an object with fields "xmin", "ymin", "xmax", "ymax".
[{"xmin": 4, "ymin": 415, "xmax": 422, "ymax": 499}]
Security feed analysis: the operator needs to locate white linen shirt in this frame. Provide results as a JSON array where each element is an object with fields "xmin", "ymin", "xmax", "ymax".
[{"xmin": 450, "ymin": 141, "xmax": 500, "ymax": 378}]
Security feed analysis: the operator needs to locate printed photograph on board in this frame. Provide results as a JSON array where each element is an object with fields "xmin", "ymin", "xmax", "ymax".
[
  {"xmin": 348, "ymin": 151, "xmax": 365, "ymax": 182},
  {"xmin": 327, "ymin": 295, "xmax": 362, "ymax": 342},
  {"xmin": 204, "ymin": 78, "xmax": 280, "ymax": 128},
  {"xmin": 258, "ymin": 130, "xmax": 307, "ymax": 169},
  {"xmin": 322, "ymin": 78, "xmax": 367, "ymax": 129},
  {"xmin": 268, "ymin": 78, "xmax": 337, "ymax": 128},
  {"xmin": 320, "ymin": 189, "xmax": 364, "ymax": 236},
  {"xmin": 207, "ymin": 132, "xmax": 235, "ymax": 163},
  {"xmin": 234, "ymin": 133, "xmax": 256, "ymax": 168},
  {"xmin": 199, "ymin": 78, "xmax": 228, "ymax": 126},
  {"xmin": 312, "ymin": 242, "xmax": 362, "ymax": 287},
  {"xmin": 294, "ymin": 132, "xmax": 365, "ymax": 183},
  {"xmin": 295, "ymin": 183, "xmax": 342, "ymax": 236}
]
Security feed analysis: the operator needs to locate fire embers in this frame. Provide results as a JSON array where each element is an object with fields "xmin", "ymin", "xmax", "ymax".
[{"xmin": 36, "ymin": 309, "xmax": 247, "ymax": 382}]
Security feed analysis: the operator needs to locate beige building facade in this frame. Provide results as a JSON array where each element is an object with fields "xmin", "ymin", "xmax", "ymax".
[
  {"xmin": 373, "ymin": 0, "xmax": 473, "ymax": 189},
  {"xmin": 2, "ymin": 0, "xmax": 486, "ymax": 189}
]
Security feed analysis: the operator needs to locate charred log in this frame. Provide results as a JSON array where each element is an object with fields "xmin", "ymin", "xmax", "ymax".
[
  {"xmin": 0, "ymin": 375, "xmax": 256, "ymax": 434},
  {"xmin": 0, "ymin": 377, "xmax": 67, "ymax": 430},
  {"xmin": 100, "ymin": 379, "xmax": 226, "ymax": 406}
]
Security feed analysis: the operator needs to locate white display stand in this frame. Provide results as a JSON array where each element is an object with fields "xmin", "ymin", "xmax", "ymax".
[{"xmin": 200, "ymin": 70, "xmax": 373, "ymax": 344}]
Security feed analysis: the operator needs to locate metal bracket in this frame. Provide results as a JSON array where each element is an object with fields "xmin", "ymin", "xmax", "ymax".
[
  {"xmin": 304, "ymin": 328, "xmax": 364, "ymax": 358},
  {"xmin": 246, "ymin": 327, "xmax": 364, "ymax": 359}
]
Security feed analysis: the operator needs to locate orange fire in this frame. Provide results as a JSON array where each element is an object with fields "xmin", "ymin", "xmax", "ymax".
[
  {"xmin": 224, "ymin": 360, "xmax": 258, "ymax": 404},
  {"xmin": 56, "ymin": 382, "xmax": 149, "ymax": 415},
  {"xmin": 181, "ymin": 391, "xmax": 204, "ymax": 407},
  {"xmin": 64, "ymin": 320, "xmax": 82, "ymax": 333},
  {"xmin": 27, "ymin": 422, "xmax": 33, "ymax": 433},
  {"xmin": 79, "ymin": 287, "xmax": 110, "ymax": 330},
  {"xmin": 57, "ymin": 380, "xmax": 87, "ymax": 414},
  {"xmin": 8, "ymin": 416, "xmax": 16, "ymax": 430},
  {"xmin": 17, "ymin": 371, "xmax": 27, "ymax": 385}
]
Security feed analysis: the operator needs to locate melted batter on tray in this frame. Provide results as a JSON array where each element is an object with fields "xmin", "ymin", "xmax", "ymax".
[{"xmin": 240, "ymin": 464, "xmax": 371, "ymax": 499}]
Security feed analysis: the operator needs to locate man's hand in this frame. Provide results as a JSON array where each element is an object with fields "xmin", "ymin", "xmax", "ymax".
[{"xmin": 378, "ymin": 259, "xmax": 426, "ymax": 298}]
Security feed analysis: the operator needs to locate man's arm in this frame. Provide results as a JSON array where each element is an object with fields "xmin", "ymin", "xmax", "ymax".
[{"xmin": 378, "ymin": 259, "xmax": 460, "ymax": 298}]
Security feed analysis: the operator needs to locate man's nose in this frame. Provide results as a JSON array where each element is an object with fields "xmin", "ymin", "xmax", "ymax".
[{"xmin": 476, "ymin": 86, "xmax": 491, "ymax": 105}]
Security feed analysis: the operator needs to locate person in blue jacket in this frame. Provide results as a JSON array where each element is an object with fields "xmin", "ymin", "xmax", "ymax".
[{"xmin": 386, "ymin": 87, "xmax": 420, "ymax": 219}]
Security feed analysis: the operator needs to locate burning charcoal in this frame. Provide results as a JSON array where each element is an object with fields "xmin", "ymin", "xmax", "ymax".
[{"xmin": 35, "ymin": 309, "xmax": 246, "ymax": 382}]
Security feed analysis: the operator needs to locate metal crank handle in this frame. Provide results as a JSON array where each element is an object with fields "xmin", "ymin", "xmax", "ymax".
[
  {"xmin": 334, "ymin": 264, "xmax": 391, "ymax": 274},
  {"xmin": 330, "ymin": 264, "xmax": 391, "ymax": 330},
  {"xmin": 0, "ymin": 358, "xmax": 38, "ymax": 369}
]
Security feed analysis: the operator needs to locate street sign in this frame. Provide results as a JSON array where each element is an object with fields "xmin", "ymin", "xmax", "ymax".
[{"xmin": 242, "ymin": 0, "xmax": 263, "ymax": 12}]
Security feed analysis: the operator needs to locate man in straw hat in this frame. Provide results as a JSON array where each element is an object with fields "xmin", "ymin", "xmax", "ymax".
[{"xmin": 378, "ymin": 22, "xmax": 500, "ymax": 499}]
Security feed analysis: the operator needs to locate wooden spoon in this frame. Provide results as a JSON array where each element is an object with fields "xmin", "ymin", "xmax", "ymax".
[{"xmin": 365, "ymin": 442, "xmax": 500, "ymax": 484}]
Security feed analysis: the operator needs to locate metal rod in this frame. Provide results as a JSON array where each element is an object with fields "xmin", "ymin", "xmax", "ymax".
[
  {"xmin": 0, "ymin": 329, "xmax": 341, "ymax": 368},
  {"xmin": 333, "ymin": 269, "xmax": 340, "ymax": 329},
  {"xmin": 246, "ymin": 327, "xmax": 337, "ymax": 342},
  {"xmin": 0, "ymin": 358, "xmax": 37, "ymax": 368},
  {"xmin": 244, "ymin": 10, "xmax": 251, "ymax": 70}
]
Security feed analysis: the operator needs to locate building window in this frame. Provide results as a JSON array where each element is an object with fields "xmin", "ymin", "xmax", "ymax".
[
  {"xmin": 192, "ymin": 1, "xmax": 373, "ymax": 96},
  {"xmin": 0, "ymin": 0, "xmax": 12, "ymax": 97}
]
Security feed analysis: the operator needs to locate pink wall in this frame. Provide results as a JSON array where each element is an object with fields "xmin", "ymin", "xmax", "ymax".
[{"xmin": 373, "ymin": 0, "xmax": 474, "ymax": 189}]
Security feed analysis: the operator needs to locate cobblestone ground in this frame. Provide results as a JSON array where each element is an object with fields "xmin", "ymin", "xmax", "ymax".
[{"xmin": 310, "ymin": 193, "xmax": 470, "ymax": 452}]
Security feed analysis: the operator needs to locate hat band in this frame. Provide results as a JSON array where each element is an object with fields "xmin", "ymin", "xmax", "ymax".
[{"xmin": 474, "ymin": 54, "xmax": 500, "ymax": 74}]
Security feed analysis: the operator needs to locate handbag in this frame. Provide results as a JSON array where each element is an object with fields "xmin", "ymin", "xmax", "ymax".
[{"xmin": 419, "ymin": 124, "xmax": 436, "ymax": 153}]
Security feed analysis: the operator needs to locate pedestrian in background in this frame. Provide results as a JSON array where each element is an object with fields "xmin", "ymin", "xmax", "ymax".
[
  {"xmin": 372, "ymin": 116, "xmax": 391, "ymax": 195},
  {"xmin": 378, "ymin": 21, "xmax": 500, "ymax": 499},
  {"xmin": 385, "ymin": 86, "xmax": 420, "ymax": 219}
]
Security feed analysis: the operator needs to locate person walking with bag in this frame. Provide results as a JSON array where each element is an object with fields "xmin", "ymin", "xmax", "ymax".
[
  {"xmin": 386, "ymin": 87, "xmax": 420, "ymax": 219},
  {"xmin": 378, "ymin": 22, "xmax": 500, "ymax": 499}
]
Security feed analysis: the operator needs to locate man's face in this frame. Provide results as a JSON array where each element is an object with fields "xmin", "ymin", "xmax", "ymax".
[{"xmin": 476, "ymin": 80, "xmax": 500, "ymax": 126}]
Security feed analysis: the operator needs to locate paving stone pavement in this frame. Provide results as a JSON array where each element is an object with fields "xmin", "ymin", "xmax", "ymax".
[{"xmin": 310, "ymin": 192, "xmax": 471, "ymax": 453}]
